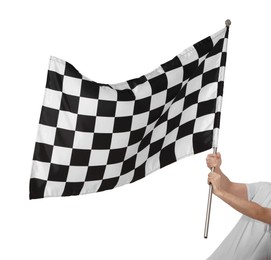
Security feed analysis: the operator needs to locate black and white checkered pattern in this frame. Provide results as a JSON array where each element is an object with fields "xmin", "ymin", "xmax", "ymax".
[{"xmin": 30, "ymin": 26, "xmax": 229, "ymax": 199}]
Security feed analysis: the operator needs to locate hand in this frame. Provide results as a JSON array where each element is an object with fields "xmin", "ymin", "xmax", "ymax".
[
  {"xmin": 206, "ymin": 152, "xmax": 222, "ymax": 169},
  {"xmin": 208, "ymin": 172, "xmax": 223, "ymax": 196}
]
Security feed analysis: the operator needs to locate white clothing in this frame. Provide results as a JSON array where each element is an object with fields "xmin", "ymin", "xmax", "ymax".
[{"xmin": 207, "ymin": 182, "xmax": 271, "ymax": 260}]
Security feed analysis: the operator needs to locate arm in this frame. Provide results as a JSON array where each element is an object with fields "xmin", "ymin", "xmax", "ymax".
[
  {"xmin": 206, "ymin": 153, "xmax": 247, "ymax": 200},
  {"xmin": 208, "ymin": 173, "xmax": 271, "ymax": 225}
]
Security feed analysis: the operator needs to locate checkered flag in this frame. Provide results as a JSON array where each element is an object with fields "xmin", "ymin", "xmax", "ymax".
[{"xmin": 30, "ymin": 26, "xmax": 229, "ymax": 199}]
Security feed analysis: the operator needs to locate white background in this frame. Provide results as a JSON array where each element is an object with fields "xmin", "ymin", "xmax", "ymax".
[{"xmin": 1, "ymin": 1, "xmax": 270, "ymax": 259}]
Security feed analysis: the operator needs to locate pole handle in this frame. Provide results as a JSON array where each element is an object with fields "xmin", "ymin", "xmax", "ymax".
[{"xmin": 204, "ymin": 147, "xmax": 217, "ymax": 238}]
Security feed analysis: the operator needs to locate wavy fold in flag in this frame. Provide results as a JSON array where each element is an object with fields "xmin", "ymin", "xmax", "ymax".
[{"xmin": 30, "ymin": 26, "xmax": 229, "ymax": 199}]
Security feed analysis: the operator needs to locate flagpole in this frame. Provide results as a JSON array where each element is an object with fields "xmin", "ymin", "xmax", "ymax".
[
  {"xmin": 204, "ymin": 19, "xmax": 231, "ymax": 238},
  {"xmin": 204, "ymin": 147, "xmax": 217, "ymax": 238},
  {"xmin": 203, "ymin": 20, "xmax": 231, "ymax": 239}
]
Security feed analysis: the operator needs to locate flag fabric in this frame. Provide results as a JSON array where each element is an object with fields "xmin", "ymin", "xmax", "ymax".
[{"xmin": 30, "ymin": 26, "xmax": 229, "ymax": 199}]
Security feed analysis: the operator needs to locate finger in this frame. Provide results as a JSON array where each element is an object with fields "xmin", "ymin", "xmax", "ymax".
[
  {"xmin": 207, "ymin": 154, "xmax": 216, "ymax": 159},
  {"xmin": 206, "ymin": 156, "xmax": 215, "ymax": 162},
  {"xmin": 207, "ymin": 160, "xmax": 216, "ymax": 168},
  {"xmin": 207, "ymin": 178, "xmax": 212, "ymax": 185},
  {"xmin": 206, "ymin": 159, "xmax": 213, "ymax": 168}
]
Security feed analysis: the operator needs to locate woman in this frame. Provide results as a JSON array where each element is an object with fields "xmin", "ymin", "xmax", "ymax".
[{"xmin": 206, "ymin": 153, "xmax": 271, "ymax": 259}]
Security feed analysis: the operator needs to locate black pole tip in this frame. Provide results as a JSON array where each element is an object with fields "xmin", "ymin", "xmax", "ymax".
[{"xmin": 225, "ymin": 19, "xmax": 231, "ymax": 27}]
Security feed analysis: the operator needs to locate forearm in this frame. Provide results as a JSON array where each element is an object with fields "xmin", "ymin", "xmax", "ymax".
[
  {"xmin": 214, "ymin": 167, "xmax": 231, "ymax": 190},
  {"xmin": 217, "ymin": 190, "xmax": 271, "ymax": 224},
  {"xmin": 213, "ymin": 168, "xmax": 247, "ymax": 199}
]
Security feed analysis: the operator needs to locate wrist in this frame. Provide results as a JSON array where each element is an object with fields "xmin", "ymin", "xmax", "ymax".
[
  {"xmin": 215, "ymin": 166, "xmax": 222, "ymax": 172},
  {"xmin": 215, "ymin": 188, "xmax": 226, "ymax": 198}
]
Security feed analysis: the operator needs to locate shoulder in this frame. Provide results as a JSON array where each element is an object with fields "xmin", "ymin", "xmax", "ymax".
[
  {"xmin": 246, "ymin": 182, "xmax": 271, "ymax": 202},
  {"xmin": 256, "ymin": 182, "xmax": 271, "ymax": 190},
  {"xmin": 260, "ymin": 182, "xmax": 271, "ymax": 192},
  {"xmin": 246, "ymin": 182, "xmax": 270, "ymax": 200},
  {"xmin": 246, "ymin": 181, "xmax": 270, "ymax": 190}
]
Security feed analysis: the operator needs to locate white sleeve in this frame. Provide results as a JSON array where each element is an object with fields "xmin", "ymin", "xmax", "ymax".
[{"xmin": 246, "ymin": 182, "xmax": 263, "ymax": 201}]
